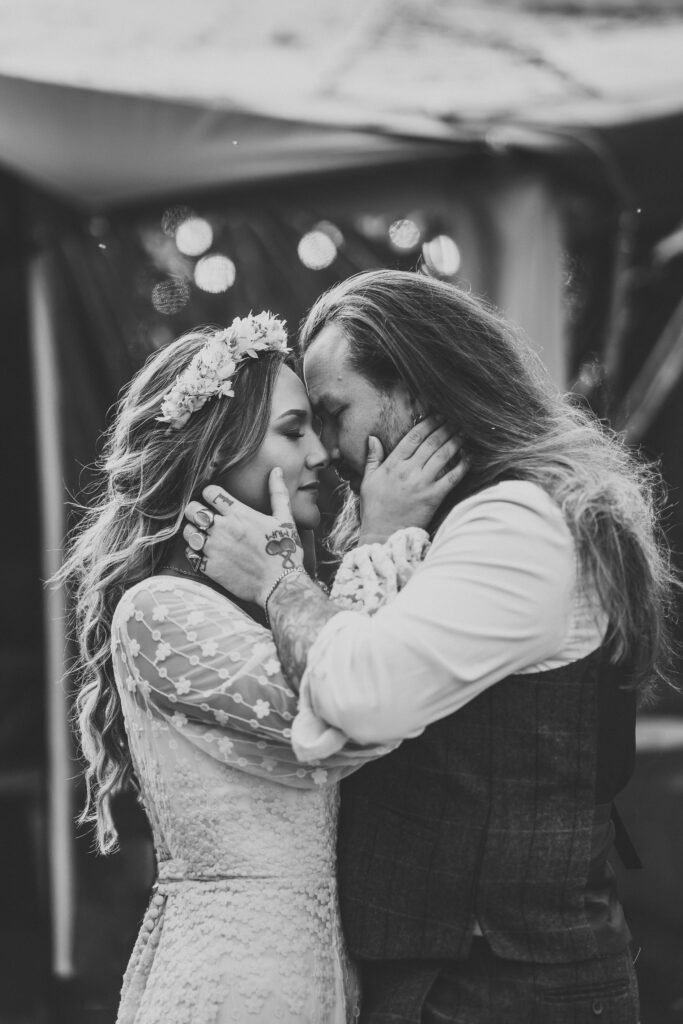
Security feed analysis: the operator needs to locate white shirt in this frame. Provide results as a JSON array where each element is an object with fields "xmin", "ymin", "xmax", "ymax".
[{"xmin": 293, "ymin": 480, "xmax": 608, "ymax": 759}]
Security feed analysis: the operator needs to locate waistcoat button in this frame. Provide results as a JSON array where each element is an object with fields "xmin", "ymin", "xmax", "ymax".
[{"xmin": 592, "ymin": 998, "xmax": 604, "ymax": 1015}]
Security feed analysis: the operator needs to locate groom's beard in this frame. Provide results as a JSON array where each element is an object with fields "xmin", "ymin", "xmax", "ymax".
[
  {"xmin": 374, "ymin": 400, "xmax": 411, "ymax": 461},
  {"xmin": 334, "ymin": 400, "xmax": 409, "ymax": 495}
]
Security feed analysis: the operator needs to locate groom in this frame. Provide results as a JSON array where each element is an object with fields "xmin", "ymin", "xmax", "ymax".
[{"xmin": 184, "ymin": 271, "xmax": 640, "ymax": 1022}]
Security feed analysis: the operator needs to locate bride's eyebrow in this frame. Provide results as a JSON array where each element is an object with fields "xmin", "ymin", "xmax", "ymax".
[{"xmin": 273, "ymin": 409, "xmax": 308, "ymax": 423}]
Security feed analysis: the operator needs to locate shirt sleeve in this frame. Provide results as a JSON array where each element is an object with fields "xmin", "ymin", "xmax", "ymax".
[
  {"xmin": 291, "ymin": 527, "xmax": 431, "ymax": 758},
  {"xmin": 111, "ymin": 575, "xmax": 394, "ymax": 789},
  {"xmin": 294, "ymin": 481, "xmax": 578, "ymax": 753}
]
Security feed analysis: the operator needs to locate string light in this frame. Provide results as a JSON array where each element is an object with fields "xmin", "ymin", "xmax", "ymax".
[
  {"xmin": 388, "ymin": 218, "xmax": 421, "ymax": 251},
  {"xmin": 355, "ymin": 213, "xmax": 387, "ymax": 239},
  {"xmin": 175, "ymin": 217, "xmax": 213, "ymax": 257},
  {"xmin": 313, "ymin": 220, "xmax": 344, "ymax": 247},
  {"xmin": 161, "ymin": 205, "xmax": 193, "ymax": 238},
  {"xmin": 151, "ymin": 277, "xmax": 191, "ymax": 314},
  {"xmin": 194, "ymin": 255, "xmax": 236, "ymax": 293},
  {"xmin": 422, "ymin": 235, "xmax": 461, "ymax": 277},
  {"xmin": 297, "ymin": 230, "xmax": 337, "ymax": 270}
]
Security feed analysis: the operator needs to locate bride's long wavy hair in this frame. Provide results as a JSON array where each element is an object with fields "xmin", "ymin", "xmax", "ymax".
[
  {"xmin": 55, "ymin": 330, "xmax": 288, "ymax": 852},
  {"xmin": 300, "ymin": 269, "xmax": 680, "ymax": 699}
]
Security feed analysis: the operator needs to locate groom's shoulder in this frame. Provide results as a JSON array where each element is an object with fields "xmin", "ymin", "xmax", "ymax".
[{"xmin": 431, "ymin": 480, "xmax": 563, "ymax": 547}]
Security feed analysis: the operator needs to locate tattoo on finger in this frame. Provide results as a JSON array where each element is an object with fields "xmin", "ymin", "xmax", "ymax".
[{"xmin": 185, "ymin": 548, "xmax": 208, "ymax": 574}]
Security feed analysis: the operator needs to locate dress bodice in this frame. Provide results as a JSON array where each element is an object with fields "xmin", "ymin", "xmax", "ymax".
[{"xmin": 112, "ymin": 577, "xmax": 358, "ymax": 882}]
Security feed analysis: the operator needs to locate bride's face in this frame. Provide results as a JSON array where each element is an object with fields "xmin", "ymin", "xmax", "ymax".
[{"xmin": 218, "ymin": 365, "xmax": 329, "ymax": 529}]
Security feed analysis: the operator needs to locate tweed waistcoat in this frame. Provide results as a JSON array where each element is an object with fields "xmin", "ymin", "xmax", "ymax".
[{"xmin": 337, "ymin": 649, "xmax": 635, "ymax": 964}]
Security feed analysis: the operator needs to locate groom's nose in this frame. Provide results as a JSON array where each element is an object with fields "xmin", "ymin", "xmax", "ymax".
[{"xmin": 319, "ymin": 423, "xmax": 340, "ymax": 461}]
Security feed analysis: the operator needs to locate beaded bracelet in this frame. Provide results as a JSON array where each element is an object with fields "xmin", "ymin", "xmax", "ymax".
[{"xmin": 263, "ymin": 566, "xmax": 305, "ymax": 626}]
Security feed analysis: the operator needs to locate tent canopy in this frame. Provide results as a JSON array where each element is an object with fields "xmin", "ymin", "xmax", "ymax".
[{"xmin": 1, "ymin": 0, "xmax": 683, "ymax": 210}]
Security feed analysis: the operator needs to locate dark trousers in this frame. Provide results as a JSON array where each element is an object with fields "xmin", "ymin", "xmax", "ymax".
[{"xmin": 360, "ymin": 941, "xmax": 639, "ymax": 1024}]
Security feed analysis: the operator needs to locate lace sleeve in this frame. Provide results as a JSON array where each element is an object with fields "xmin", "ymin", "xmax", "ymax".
[
  {"xmin": 292, "ymin": 528, "xmax": 431, "ymax": 760},
  {"xmin": 331, "ymin": 527, "xmax": 431, "ymax": 611},
  {"xmin": 112, "ymin": 576, "xmax": 393, "ymax": 788}
]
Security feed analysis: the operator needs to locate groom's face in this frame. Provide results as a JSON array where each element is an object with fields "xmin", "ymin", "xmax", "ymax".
[{"xmin": 303, "ymin": 323, "xmax": 412, "ymax": 494}]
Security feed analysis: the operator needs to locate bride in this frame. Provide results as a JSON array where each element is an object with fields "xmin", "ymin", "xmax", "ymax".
[{"xmin": 57, "ymin": 313, "xmax": 463, "ymax": 1024}]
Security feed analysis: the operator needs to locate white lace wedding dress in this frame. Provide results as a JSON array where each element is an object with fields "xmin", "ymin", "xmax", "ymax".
[{"xmin": 110, "ymin": 530, "xmax": 429, "ymax": 1024}]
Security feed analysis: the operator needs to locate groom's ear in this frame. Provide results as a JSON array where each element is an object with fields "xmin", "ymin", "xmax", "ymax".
[{"xmin": 385, "ymin": 378, "xmax": 414, "ymax": 412}]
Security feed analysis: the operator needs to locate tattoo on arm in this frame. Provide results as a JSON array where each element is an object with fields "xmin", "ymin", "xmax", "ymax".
[
  {"xmin": 264, "ymin": 525, "xmax": 303, "ymax": 570},
  {"xmin": 267, "ymin": 573, "xmax": 339, "ymax": 690}
]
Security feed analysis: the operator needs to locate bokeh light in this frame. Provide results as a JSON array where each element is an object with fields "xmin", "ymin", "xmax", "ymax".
[
  {"xmin": 149, "ymin": 324, "xmax": 174, "ymax": 350},
  {"xmin": 422, "ymin": 234, "xmax": 461, "ymax": 277},
  {"xmin": 297, "ymin": 230, "xmax": 337, "ymax": 270},
  {"xmin": 161, "ymin": 205, "xmax": 194, "ymax": 237},
  {"xmin": 175, "ymin": 216, "xmax": 214, "ymax": 257},
  {"xmin": 388, "ymin": 218, "xmax": 422, "ymax": 251},
  {"xmin": 313, "ymin": 220, "xmax": 344, "ymax": 248},
  {"xmin": 355, "ymin": 213, "xmax": 387, "ymax": 240},
  {"xmin": 151, "ymin": 277, "xmax": 191, "ymax": 314},
  {"xmin": 194, "ymin": 254, "xmax": 236, "ymax": 293},
  {"xmin": 89, "ymin": 215, "xmax": 108, "ymax": 238}
]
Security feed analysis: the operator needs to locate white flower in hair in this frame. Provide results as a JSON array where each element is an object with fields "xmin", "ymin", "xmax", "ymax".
[{"xmin": 157, "ymin": 312, "xmax": 290, "ymax": 429}]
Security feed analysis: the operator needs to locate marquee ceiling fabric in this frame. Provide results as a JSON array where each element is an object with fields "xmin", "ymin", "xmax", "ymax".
[
  {"xmin": 0, "ymin": 72, "xmax": 462, "ymax": 208},
  {"xmin": 1, "ymin": 0, "xmax": 682, "ymax": 208}
]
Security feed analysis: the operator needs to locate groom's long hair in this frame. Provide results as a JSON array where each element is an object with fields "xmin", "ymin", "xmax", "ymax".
[{"xmin": 299, "ymin": 269, "xmax": 680, "ymax": 701}]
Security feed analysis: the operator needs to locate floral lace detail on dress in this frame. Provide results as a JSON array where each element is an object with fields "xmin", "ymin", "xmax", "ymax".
[{"xmin": 113, "ymin": 576, "xmax": 391, "ymax": 788}]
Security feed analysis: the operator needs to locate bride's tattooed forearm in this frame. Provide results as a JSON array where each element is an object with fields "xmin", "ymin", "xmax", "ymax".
[
  {"xmin": 264, "ymin": 524, "xmax": 303, "ymax": 570},
  {"xmin": 267, "ymin": 573, "xmax": 339, "ymax": 689}
]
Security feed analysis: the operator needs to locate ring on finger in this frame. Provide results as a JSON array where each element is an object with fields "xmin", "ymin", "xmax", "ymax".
[
  {"xmin": 194, "ymin": 507, "xmax": 216, "ymax": 531},
  {"xmin": 185, "ymin": 549, "xmax": 207, "ymax": 574},
  {"xmin": 187, "ymin": 529, "xmax": 207, "ymax": 553}
]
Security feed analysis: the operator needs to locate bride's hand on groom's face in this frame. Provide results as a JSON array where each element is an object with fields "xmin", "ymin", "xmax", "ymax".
[
  {"xmin": 183, "ymin": 468, "xmax": 305, "ymax": 606},
  {"xmin": 358, "ymin": 417, "xmax": 468, "ymax": 544}
]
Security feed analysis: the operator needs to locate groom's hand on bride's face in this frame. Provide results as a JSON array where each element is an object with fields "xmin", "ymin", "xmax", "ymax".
[
  {"xmin": 182, "ymin": 469, "xmax": 305, "ymax": 606},
  {"xmin": 358, "ymin": 416, "xmax": 468, "ymax": 541}
]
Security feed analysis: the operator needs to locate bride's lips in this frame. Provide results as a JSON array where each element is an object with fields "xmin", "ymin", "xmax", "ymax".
[{"xmin": 298, "ymin": 482, "xmax": 319, "ymax": 492}]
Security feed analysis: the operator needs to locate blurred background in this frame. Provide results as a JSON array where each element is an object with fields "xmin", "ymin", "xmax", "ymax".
[{"xmin": 0, "ymin": 0, "xmax": 682, "ymax": 1021}]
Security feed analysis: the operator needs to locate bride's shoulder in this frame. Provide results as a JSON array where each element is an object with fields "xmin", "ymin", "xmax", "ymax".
[{"xmin": 112, "ymin": 575, "xmax": 243, "ymax": 632}]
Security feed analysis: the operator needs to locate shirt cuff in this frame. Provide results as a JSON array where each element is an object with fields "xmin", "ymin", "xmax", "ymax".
[{"xmin": 291, "ymin": 676, "xmax": 348, "ymax": 761}]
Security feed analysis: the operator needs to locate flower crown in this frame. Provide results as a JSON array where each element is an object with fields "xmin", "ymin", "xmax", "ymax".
[{"xmin": 158, "ymin": 312, "xmax": 290, "ymax": 429}]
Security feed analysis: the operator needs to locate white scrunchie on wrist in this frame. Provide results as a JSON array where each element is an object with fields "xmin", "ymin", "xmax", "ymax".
[{"xmin": 331, "ymin": 527, "xmax": 431, "ymax": 613}]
